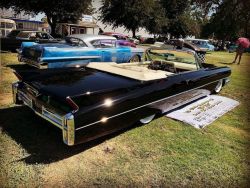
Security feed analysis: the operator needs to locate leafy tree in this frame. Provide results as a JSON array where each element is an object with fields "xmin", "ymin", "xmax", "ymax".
[
  {"xmin": 160, "ymin": 0, "xmax": 190, "ymax": 19},
  {"xmin": 160, "ymin": 0, "xmax": 191, "ymax": 37},
  {"xmin": 190, "ymin": 0, "xmax": 220, "ymax": 21},
  {"xmin": 237, "ymin": 0, "xmax": 250, "ymax": 38},
  {"xmin": 143, "ymin": 2, "xmax": 168, "ymax": 35},
  {"xmin": 201, "ymin": 0, "xmax": 250, "ymax": 41},
  {"xmin": 188, "ymin": 0, "xmax": 217, "ymax": 37},
  {"xmin": 99, "ymin": 0, "xmax": 166, "ymax": 37},
  {"xmin": 0, "ymin": 0, "xmax": 92, "ymax": 36}
]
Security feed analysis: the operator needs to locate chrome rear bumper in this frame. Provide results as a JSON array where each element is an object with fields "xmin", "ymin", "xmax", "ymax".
[
  {"xmin": 12, "ymin": 82, "xmax": 75, "ymax": 146},
  {"xmin": 17, "ymin": 55, "xmax": 48, "ymax": 69}
]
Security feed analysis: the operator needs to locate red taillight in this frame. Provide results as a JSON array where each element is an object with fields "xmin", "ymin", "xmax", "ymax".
[
  {"xmin": 13, "ymin": 71, "xmax": 22, "ymax": 81},
  {"xmin": 66, "ymin": 97, "xmax": 79, "ymax": 112}
]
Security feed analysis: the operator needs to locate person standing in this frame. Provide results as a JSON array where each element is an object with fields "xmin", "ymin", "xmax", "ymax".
[
  {"xmin": 232, "ymin": 37, "xmax": 250, "ymax": 65},
  {"xmin": 98, "ymin": 28, "xmax": 104, "ymax": 35}
]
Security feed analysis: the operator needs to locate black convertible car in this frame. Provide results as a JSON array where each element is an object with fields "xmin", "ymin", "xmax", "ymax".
[{"xmin": 12, "ymin": 47, "xmax": 231, "ymax": 145}]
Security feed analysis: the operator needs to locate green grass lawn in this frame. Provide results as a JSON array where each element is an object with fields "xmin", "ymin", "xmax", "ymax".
[{"xmin": 0, "ymin": 51, "xmax": 250, "ymax": 187}]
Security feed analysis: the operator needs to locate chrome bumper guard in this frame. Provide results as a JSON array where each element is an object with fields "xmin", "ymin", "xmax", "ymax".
[
  {"xmin": 12, "ymin": 82, "xmax": 75, "ymax": 146},
  {"xmin": 40, "ymin": 107, "xmax": 75, "ymax": 146},
  {"xmin": 12, "ymin": 82, "xmax": 20, "ymax": 104},
  {"xmin": 18, "ymin": 91, "xmax": 33, "ymax": 108},
  {"xmin": 224, "ymin": 77, "xmax": 230, "ymax": 85},
  {"xmin": 18, "ymin": 55, "xmax": 48, "ymax": 69}
]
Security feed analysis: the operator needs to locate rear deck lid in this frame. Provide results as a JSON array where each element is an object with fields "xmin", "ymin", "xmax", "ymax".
[{"xmin": 16, "ymin": 67, "xmax": 140, "ymax": 99}]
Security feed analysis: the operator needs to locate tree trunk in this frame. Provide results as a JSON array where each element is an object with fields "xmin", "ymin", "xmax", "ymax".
[
  {"xmin": 46, "ymin": 14, "xmax": 57, "ymax": 37},
  {"xmin": 245, "ymin": 19, "xmax": 249, "ymax": 38},
  {"xmin": 50, "ymin": 23, "xmax": 57, "ymax": 37},
  {"xmin": 132, "ymin": 28, "xmax": 136, "ymax": 38}
]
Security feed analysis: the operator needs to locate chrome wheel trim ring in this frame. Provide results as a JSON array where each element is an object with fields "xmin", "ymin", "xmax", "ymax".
[
  {"xmin": 130, "ymin": 55, "xmax": 140, "ymax": 63},
  {"xmin": 140, "ymin": 114, "xmax": 155, "ymax": 124},
  {"xmin": 215, "ymin": 79, "xmax": 223, "ymax": 93}
]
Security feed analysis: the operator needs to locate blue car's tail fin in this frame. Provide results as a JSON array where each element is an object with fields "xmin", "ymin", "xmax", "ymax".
[{"xmin": 21, "ymin": 42, "xmax": 38, "ymax": 49}]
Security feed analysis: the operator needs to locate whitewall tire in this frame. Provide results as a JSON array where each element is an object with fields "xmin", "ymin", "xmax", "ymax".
[
  {"xmin": 140, "ymin": 114, "xmax": 155, "ymax": 124},
  {"xmin": 214, "ymin": 79, "xmax": 223, "ymax": 93}
]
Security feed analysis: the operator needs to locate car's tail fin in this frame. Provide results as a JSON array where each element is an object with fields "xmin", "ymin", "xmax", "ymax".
[{"xmin": 21, "ymin": 42, "xmax": 38, "ymax": 49}]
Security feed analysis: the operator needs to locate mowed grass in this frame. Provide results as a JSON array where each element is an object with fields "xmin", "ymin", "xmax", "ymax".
[{"xmin": 0, "ymin": 51, "xmax": 250, "ymax": 187}]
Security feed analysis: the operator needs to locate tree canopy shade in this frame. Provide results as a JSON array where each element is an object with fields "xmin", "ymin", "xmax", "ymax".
[
  {"xmin": 159, "ymin": 0, "xmax": 191, "ymax": 37},
  {"xmin": 99, "ymin": 0, "xmax": 166, "ymax": 37},
  {"xmin": 0, "ymin": 0, "xmax": 93, "ymax": 36},
  {"xmin": 141, "ymin": 2, "xmax": 167, "ymax": 35},
  {"xmin": 201, "ymin": 0, "xmax": 250, "ymax": 40}
]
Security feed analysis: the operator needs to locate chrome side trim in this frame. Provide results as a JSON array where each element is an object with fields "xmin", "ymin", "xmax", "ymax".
[
  {"xmin": 75, "ymin": 79, "xmax": 220, "ymax": 131},
  {"xmin": 40, "ymin": 56, "xmax": 101, "ymax": 61}
]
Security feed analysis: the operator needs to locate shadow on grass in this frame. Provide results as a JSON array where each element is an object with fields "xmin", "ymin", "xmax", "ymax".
[
  {"xmin": 0, "ymin": 105, "xmax": 144, "ymax": 165},
  {"xmin": 217, "ymin": 62, "xmax": 234, "ymax": 65},
  {"xmin": 6, "ymin": 64, "xmax": 37, "ymax": 71},
  {"xmin": 0, "ymin": 50, "xmax": 11, "ymax": 53}
]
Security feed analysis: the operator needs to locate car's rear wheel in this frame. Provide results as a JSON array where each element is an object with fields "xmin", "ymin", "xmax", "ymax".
[
  {"xmin": 129, "ymin": 55, "xmax": 140, "ymax": 63},
  {"xmin": 139, "ymin": 114, "xmax": 155, "ymax": 124},
  {"xmin": 214, "ymin": 79, "xmax": 223, "ymax": 93}
]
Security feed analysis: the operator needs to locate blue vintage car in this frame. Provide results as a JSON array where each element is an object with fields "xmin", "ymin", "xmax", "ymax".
[{"xmin": 17, "ymin": 34, "xmax": 144, "ymax": 68}]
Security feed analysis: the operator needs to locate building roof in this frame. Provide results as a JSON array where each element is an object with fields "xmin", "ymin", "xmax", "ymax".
[
  {"xmin": 0, "ymin": 18, "xmax": 15, "ymax": 23},
  {"xmin": 11, "ymin": 18, "xmax": 43, "ymax": 24}
]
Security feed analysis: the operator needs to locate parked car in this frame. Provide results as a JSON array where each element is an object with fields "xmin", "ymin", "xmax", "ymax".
[
  {"xmin": 0, "ymin": 30, "xmax": 58, "ymax": 52},
  {"xmin": 127, "ymin": 37, "xmax": 140, "ymax": 45},
  {"xmin": 228, "ymin": 44, "xmax": 238, "ymax": 53},
  {"xmin": 166, "ymin": 39, "xmax": 205, "ymax": 51},
  {"xmin": 102, "ymin": 32, "xmax": 137, "ymax": 47},
  {"xmin": 18, "ymin": 34, "xmax": 144, "ymax": 68},
  {"xmin": 117, "ymin": 39, "xmax": 136, "ymax": 47},
  {"xmin": 12, "ymin": 47, "xmax": 231, "ymax": 145},
  {"xmin": 157, "ymin": 39, "xmax": 206, "ymax": 64},
  {"xmin": 143, "ymin": 37, "xmax": 156, "ymax": 44},
  {"xmin": 102, "ymin": 32, "xmax": 128, "ymax": 39},
  {"xmin": 185, "ymin": 39, "xmax": 215, "ymax": 51}
]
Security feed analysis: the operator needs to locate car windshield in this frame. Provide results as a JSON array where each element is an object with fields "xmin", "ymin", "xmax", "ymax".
[{"xmin": 147, "ymin": 48, "xmax": 196, "ymax": 65}]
